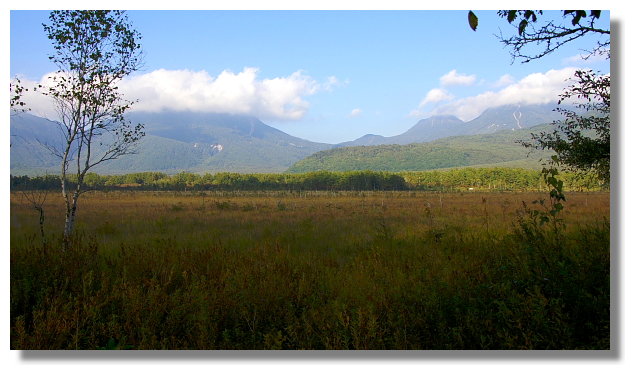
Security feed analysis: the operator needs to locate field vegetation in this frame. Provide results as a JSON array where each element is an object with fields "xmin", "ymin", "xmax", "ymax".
[
  {"xmin": 11, "ymin": 188, "xmax": 609, "ymax": 349},
  {"xmin": 11, "ymin": 167, "xmax": 604, "ymax": 192}
]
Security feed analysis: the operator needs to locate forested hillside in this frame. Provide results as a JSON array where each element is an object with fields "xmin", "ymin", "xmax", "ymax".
[{"xmin": 288, "ymin": 124, "xmax": 555, "ymax": 173}]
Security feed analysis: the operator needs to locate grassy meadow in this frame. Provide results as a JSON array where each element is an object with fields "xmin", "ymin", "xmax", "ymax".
[{"xmin": 10, "ymin": 190, "xmax": 610, "ymax": 349}]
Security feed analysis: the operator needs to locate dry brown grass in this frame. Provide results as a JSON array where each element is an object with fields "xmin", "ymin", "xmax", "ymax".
[{"xmin": 10, "ymin": 190, "xmax": 610, "ymax": 349}]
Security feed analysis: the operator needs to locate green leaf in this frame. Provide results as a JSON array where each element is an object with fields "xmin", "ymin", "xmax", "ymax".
[
  {"xmin": 572, "ymin": 10, "xmax": 587, "ymax": 26},
  {"xmin": 506, "ymin": 10, "xmax": 517, "ymax": 23},
  {"xmin": 468, "ymin": 11, "xmax": 478, "ymax": 31},
  {"xmin": 522, "ymin": 10, "xmax": 534, "ymax": 20},
  {"xmin": 529, "ymin": 11, "xmax": 537, "ymax": 22},
  {"xmin": 518, "ymin": 19, "xmax": 528, "ymax": 35}
]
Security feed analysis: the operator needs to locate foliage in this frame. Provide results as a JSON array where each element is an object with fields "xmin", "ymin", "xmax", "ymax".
[
  {"xmin": 10, "ymin": 78, "xmax": 34, "ymax": 115},
  {"xmin": 521, "ymin": 70, "xmax": 610, "ymax": 183},
  {"xmin": 515, "ymin": 165, "xmax": 567, "ymax": 245},
  {"xmin": 39, "ymin": 10, "xmax": 144, "ymax": 247},
  {"xmin": 469, "ymin": 10, "xmax": 609, "ymax": 63}
]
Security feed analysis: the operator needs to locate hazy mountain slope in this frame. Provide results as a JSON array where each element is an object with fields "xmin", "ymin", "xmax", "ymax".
[
  {"xmin": 339, "ymin": 104, "xmax": 563, "ymax": 147},
  {"xmin": 10, "ymin": 105, "xmax": 563, "ymax": 176},
  {"xmin": 463, "ymin": 104, "xmax": 564, "ymax": 134},
  {"xmin": 123, "ymin": 112, "xmax": 333, "ymax": 173},
  {"xmin": 287, "ymin": 124, "xmax": 555, "ymax": 173},
  {"xmin": 10, "ymin": 113, "xmax": 65, "ymax": 175},
  {"xmin": 339, "ymin": 133, "xmax": 390, "ymax": 147},
  {"xmin": 10, "ymin": 112, "xmax": 332, "ymax": 175},
  {"xmin": 389, "ymin": 115, "xmax": 466, "ymax": 144}
]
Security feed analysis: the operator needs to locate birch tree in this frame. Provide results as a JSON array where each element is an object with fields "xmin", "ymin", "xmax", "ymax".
[{"xmin": 41, "ymin": 10, "xmax": 144, "ymax": 249}]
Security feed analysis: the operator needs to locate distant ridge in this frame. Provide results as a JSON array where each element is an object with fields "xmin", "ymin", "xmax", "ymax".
[
  {"xmin": 337, "ymin": 104, "xmax": 562, "ymax": 147},
  {"xmin": 287, "ymin": 123, "xmax": 555, "ymax": 173}
]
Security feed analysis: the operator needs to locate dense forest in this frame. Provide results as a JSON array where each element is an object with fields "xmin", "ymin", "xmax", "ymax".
[{"xmin": 11, "ymin": 167, "xmax": 605, "ymax": 192}]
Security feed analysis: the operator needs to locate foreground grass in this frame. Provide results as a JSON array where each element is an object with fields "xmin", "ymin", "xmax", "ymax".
[{"xmin": 10, "ymin": 191, "xmax": 610, "ymax": 349}]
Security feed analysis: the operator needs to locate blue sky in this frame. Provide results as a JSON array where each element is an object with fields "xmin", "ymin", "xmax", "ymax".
[{"xmin": 10, "ymin": 9, "xmax": 611, "ymax": 143}]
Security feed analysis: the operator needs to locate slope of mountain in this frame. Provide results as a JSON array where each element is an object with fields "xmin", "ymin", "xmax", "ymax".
[
  {"xmin": 462, "ymin": 104, "xmax": 564, "ymax": 135},
  {"xmin": 338, "ymin": 104, "xmax": 563, "ymax": 147},
  {"xmin": 390, "ymin": 115, "xmax": 466, "ymax": 144},
  {"xmin": 287, "ymin": 123, "xmax": 555, "ymax": 173},
  {"xmin": 10, "ymin": 114, "xmax": 66, "ymax": 175},
  {"xmin": 10, "ymin": 104, "xmax": 564, "ymax": 175},
  {"xmin": 340, "ymin": 133, "xmax": 390, "ymax": 147},
  {"xmin": 10, "ymin": 112, "xmax": 332, "ymax": 175}
]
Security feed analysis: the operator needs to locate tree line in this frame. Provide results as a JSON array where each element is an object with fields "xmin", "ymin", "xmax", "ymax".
[{"xmin": 11, "ymin": 168, "xmax": 606, "ymax": 193}]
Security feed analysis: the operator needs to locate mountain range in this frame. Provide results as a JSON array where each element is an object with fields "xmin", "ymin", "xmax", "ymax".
[
  {"xmin": 9, "ymin": 104, "xmax": 562, "ymax": 175},
  {"xmin": 338, "ymin": 104, "xmax": 563, "ymax": 147}
]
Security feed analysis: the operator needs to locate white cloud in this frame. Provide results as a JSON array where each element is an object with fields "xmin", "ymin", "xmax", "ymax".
[
  {"xmin": 419, "ymin": 88, "xmax": 454, "ymax": 107},
  {"xmin": 409, "ymin": 88, "xmax": 455, "ymax": 118},
  {"xmin": 440, "ymin": 69, "xmax": 477, "ymax": 86},
  {"xmin": 492, "ymin": 74, "xmax": 515, "ymax": 87},
  {"xmin": 349, "ymin": 108, "xmax": 362, "ymax": 117},
  {"xmin": 121, "ymin": 68, "xmax": 325, "ymax": 120},
  {"xmin": 413, "ymin": 67, "xmax": 580, "ymax": 121},
  {"xmin": 17, "ymin": 68, "xmax": 335, "ymax": 122}
]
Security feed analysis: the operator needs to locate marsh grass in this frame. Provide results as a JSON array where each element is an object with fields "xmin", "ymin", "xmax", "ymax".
[{"xmin": 10, "ymin": 191, "xmax": 609, "ymax": 349}]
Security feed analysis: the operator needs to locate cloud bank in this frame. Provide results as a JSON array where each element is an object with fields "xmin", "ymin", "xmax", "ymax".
[
  {"xmin": 413, "ymin": 67, "xmax": 582, "ymax": 121},
  {"xmin": 121, "ymin": 68, "xmax": 326, "ymax": 120},
  {"xmin": 17, "ymin": 67, "xmax": 334, "ymax": 122}
]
